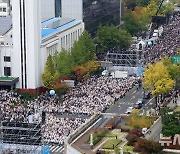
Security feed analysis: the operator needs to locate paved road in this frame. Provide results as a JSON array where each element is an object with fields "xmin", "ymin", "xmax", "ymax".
[
  {"xmin": 106, "ymin": 86, "xmax": 155, "ymax": 114},
  {"xmin": 57, "ymin": 86, "xmax": 155, "ymax": 154}
]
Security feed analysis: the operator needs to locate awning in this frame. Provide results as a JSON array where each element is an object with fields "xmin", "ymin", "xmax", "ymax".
[{"xmin": 0, "ymin": 77, "xmax": 19, "ymax": 86}]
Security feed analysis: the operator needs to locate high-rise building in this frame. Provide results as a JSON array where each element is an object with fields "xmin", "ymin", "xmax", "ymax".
[
  {"xmin": 41, "ymin": 0, "xmax": 55, "ymax": 21},
  {"xmin": 0, "ymin": 0, "xmax": 11, "ymax": 17},
  {"xmin": 55, "ymin": 0, "xmax": 61, "ymax": 17},
  {"xmin": 60, "ymin": 0, "xmax": 124, "ymax": 37},
  {"xmin": 0, "ymin": 0, "xmax": 84, "ymax": 92},
  {"xmin": 12, "ymin": 0, "xmax": 41, "ymax": 89}
]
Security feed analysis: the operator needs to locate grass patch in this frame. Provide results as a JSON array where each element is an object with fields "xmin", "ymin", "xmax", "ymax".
[
  {"xmin": 105, "ymin": 132, "xmax": 117, "ymax": 137},
  {"xmin": 85, "ymin": 129, "xmax": 109, "ymax": 145},
  {"xmin": 102, "ymin": 139, "xmax": 121, "ymax": 149},
  {"xmin": 123, "ymin": 146, "xmax": 134, "ymax": 152}
]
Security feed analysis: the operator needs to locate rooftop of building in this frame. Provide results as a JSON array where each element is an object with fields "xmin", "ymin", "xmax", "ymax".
[
  {"xmin": 0, "ymin": 16, "xmax": 82, "ymax": 38},
  {"xmin": 41, "ymin": 17, "xmax": 82, "ymax": 38},
  {"xmin": 0, "ymin": 0, "xmax": 9, "ymax": 3}
]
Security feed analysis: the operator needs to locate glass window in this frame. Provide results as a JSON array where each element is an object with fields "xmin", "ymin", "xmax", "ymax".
[
  {"xmin": 55, "ymin": 0, "xmax": 61, "ymax": 17},
  {"xmin": 4, "ymin": 67, "xmax": 11, "ymax": 76},
  {"xmin": 4, "ymin": 56, "xmax": 11, "ymax": 62},
  {"xmin": 83, "ymin": 0, "xmax": 121, "ymax": 37},
  {"xmin": 3, "ymin": 8, "xmax": 6, "ymax": 12}
]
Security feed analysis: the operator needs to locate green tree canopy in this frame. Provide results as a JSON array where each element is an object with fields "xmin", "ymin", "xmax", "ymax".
[
  {"xmin": 160, "ymin": 108, "xmax": 180, "ymax": 137},
  {"xmin": 41, "ymin": 55, "xmax": 57, "ymax": 89},
  {"xmin": 42, "ymin": 30, "xmax": 96, "ymax": 89},
  {"xmin": 163, "ymin": 57, "xmax": 180, "ymax": 88},
  {"xmin": 123, "ymin": 11, "xmax": 148, "ymax": 37},
  {"xmin": 54, "ymin": 49, "xmax": 74, "ymax": 77},
  {"xmin": 71, "ymin": 30, "xmax": 95, "ymax": 65},
  {"xmin": 95, "ymin": 25, "xmax": 132, "ymax": 51}
]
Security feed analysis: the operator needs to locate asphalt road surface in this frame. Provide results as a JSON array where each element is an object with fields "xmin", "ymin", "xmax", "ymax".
[
  {"xmin": 106, "ymin": 86, "xmax": 155, "ymax": 114},
  {"xmin": 57, "ymin": 86, "xmax": 155, "ymax": 154}
]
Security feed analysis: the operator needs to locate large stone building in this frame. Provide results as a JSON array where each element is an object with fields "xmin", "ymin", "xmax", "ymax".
[{"xmin": 0, "ymin": 0, "xmax": 84, "ymax": 92}]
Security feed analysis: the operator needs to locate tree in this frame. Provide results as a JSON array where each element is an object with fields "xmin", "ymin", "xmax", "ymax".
[
  {"xmin": 54, "ymin": 49, "xmax": 74, "ymax": 77},
  {"xmin": 124, "ymin": 0, "xmax": 137, "ymax": 10},
  {"xmin": 95, "ymin": 25, "xmax": 132, "ymax": 52},
  {"xmin": 118, "ymin": 29, "xmax": 133, "ymax": 49},
  {"xmin": 143, "ymin": 61, "xmax": 174, "ymax": 103},
  {"xmin": 71, "ymin": 30, "xmax": 95, "ymax": 66},
  {"xmin": 127, "ymin": 110, "xmax": 157, "ymax": 129},
  {"xmin": 84, "ymin": 61, "xmax": 100, "ymax": 75},
  {"xmin": 160, "ymin": 3, "xmax": 174, "ymax": 15},
  {"xmin": 71, "ymin": 31, "xmax": 95, "ymax": 66},
  {"xmin": 163, "ymin": 57, "xmax": 180, "ymax": 88},
  {"xmin": 136, "ymin": 0, "xmax": 151, "ymax": 7},
  {"xmin": 42, "ymin": 55, "xmax": 57, "ymax": 89},
  {"xmin": 123, "ymin": 11, "xmax": 148, "ymax": 36},
  {"xmin": 160, "ymin": 108, "xmax": 180, "ymax": 137},
  {"xmin": 72, "ymin": 65, "xmax": 87, "ymax": 81},
  {"xmin": 78, "ymin": 30, "xmax": 96, "ymax": 60},
  {"xmin": 134, "ymin": 138, "xmax": 163, "ymax": 153},
  {"xmin": 95, "ymin": 25, "xmax": 120, "ymax": 51},
  {"xmin": 52, "ymin": 81, "xmax": 69, "ymax": 95}
]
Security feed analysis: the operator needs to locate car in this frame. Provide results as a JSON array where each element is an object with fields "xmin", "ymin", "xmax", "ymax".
[
  {"xmin": 125, "ymin": 107, "xmax": 134, "ymax": 114},
  {"xmin": 134, "ymin": 99, "xmax": 143, "ymax": 109},
  {"xmin": 137, "ymin": 98, "xmax": 144, "ymax": 104}
]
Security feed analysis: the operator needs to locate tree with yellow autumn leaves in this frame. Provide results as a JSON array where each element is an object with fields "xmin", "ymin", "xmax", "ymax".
[
  {"xmin": 127, "ymin": 110, "xmax": 158, "ymax": 129},
  {"xmin": 143, "ymin": 61, "xmax": 174, "ymax": 104}
]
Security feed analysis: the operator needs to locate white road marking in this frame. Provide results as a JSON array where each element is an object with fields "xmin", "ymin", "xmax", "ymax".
[
  {"xmin": 145, "ymin": 97, "xmax": 154, "ymax": 106},
  {"xmin": 132, "ymin": 90, "xmax": 136, "ymax": 94}
]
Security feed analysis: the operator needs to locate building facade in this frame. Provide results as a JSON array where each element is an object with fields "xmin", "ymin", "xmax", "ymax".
[
  {"xmin": 0, "ymin": 0, "xmax": 84, "ymax": 92},
  {"xmin": 0, "ymin": 0, "xmax": 11, "ymax": 17},
  {"xmin": 60, "ymin": 0, "xmax": 124, "ymax": 37}
]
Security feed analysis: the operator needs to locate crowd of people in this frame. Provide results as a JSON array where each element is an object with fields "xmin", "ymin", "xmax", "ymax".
[
  {"xmin": 1, "ymin": 11, "xmax": 179, "ymax": 148},
  {"xmin": 0, "ymin": 75, "xmax": 138, "ymax": 145},
  {"xmin": 0, "ymin": 90, "xmax": 35, "ymax": 123},
  {"xmin": 43, "ymin": 113, "xmax": 86, "ymax": 145},
  {"xmin": 143, "ymin": 12, "xmax": 180, "ymax": 64}
]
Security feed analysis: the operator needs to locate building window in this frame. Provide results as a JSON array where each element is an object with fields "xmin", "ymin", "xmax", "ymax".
[
  {"xmin": 4, "ymin": 56, "xmax": 11, "ymax": 62},
  {"xmin": 55, "ymin": 0, "xmax": 61, "ymax": 17},
  {"xmin": 0, "ymin": 8, "xmax": 2, "ymax": 12},
  {"xmin": 66, "ymin": 35, "xmax": 68, "ymax": 45},
  {"xmin": 4, "ymin": 67, "xmax": 11, "ymax": 76},
  {"xmin": 3, "ymin": 8, "xmax": 6, "ymax": 12},
  {"xmin": 61, "ymin": 38, "xmax": 63, "ymax": 48}
]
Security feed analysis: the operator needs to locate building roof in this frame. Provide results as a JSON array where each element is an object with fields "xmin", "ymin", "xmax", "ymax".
[
  {"xmin": 0, "ymin": 17, "xmax": 82, "ymax": 38},
  {"xmin": 0, "ymin": 76, "xmax": 19, "ymax": 86},
  {"xmin": 41, "ymin": 17, "xmax": 82, "ymax": 38},
  {"xmin": 0, "ymin": 17, "xmax": 12, "ymax": 36},
  {"xmin": 0, "ymin": 0, "xmax": 9, "ymax": 3}
]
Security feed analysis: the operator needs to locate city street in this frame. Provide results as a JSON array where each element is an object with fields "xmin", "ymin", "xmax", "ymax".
[{"xmin": 106, "ymin": 86, "xmax": 155, "ymax": 114}]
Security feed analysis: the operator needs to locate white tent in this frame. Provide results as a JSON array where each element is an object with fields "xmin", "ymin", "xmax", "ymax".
[{"xmin": 137, "ymin": 40, "xmax": 146, "ymax": 50}]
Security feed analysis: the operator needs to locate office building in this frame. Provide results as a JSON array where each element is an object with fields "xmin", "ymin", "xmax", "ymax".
[{"xmin": 0, "ymin": 0, "xmax": 84, "ymax": 92}]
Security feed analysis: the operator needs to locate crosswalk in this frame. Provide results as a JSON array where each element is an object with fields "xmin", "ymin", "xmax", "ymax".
[
  {"xmin": 49, "ymin": 145, "xmax": 64, "ymax": 154},
  {"xmin": 118, "ymin": 102, "xmax": 132, "ymax": 105}
]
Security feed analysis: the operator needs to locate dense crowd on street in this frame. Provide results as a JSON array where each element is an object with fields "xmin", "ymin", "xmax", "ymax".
[
  {"xmin": 1, "ymin": 11, "xmax": 179, "ymax": 147},
  {"xmin": 143, "ymin": 12, "xmax": 180, "ymax": 64},
  {"xmin": 0, "ymin": 90, "xmax": 35, "ymax": 123},
  {"xmin": 42, "ymin": 114, "xmax": 86, "ymax": 145},
  {"xmin": 0, "ymin": 76, "xmax": 138, "ymax": 145}
]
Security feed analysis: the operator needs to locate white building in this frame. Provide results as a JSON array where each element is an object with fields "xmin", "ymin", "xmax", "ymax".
[
  {"xmin": 0, "ymin": 0, "xmax": 10, "ymax": 17},
  {"xmin": 0, "ymin": 0, "xmax": 84, "ymax": 93}
]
